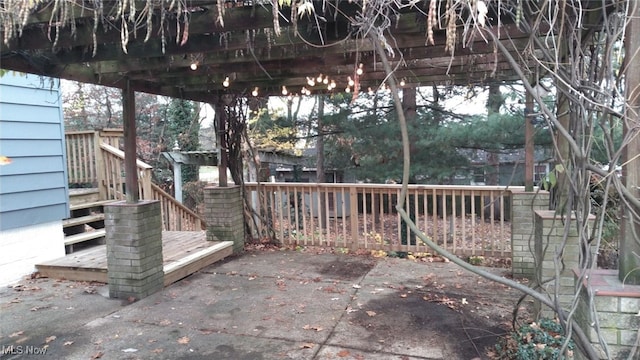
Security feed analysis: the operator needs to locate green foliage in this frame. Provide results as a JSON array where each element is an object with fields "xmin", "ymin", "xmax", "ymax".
[
  {"xmin": 492, "ymin": 318, "xmax": 575, "ymax": 360},
  {"xmin": 165, "ymin": 99, "xmax": 200, "ymax": 183},
  {"xmin": 249, "ymin": 108, "xmax": 299, "ymax": 150},
  {"xmin": 323, "ymin": 92, "xmax": 469, "ymax": 183},
  {"xmin": 540, "ymin": 164, "xmax": 565, "ymax": 191}
]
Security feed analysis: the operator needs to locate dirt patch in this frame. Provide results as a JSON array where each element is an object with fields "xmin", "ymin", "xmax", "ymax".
[
  {"xmin": 351, "ymin": 290, "xmax": 510, "ymax": 358},
  {"xmin": 317, "ymin": 258, "xmax": 376, "ymax": 281}
]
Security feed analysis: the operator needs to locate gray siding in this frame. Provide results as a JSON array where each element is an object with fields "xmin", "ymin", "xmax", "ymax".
[{"xmin": 0, "ymin": 73, "xmax": 69, "ymax": 231}]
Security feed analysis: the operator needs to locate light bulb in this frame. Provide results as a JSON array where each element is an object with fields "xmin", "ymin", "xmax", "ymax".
[
  {"xmin": 307, "ymin": 77, "xmax": 315, "ymax": 86},
  {"xmin": 190, "ymin": 63, "xmax": 198, "ymax": 71},
  {"xmin": 348, "ymin": 76, "xmax": 355, "ymax": 87},
  {"xmin": 252, "ymin": 87, "xmax": 259, "ymax": 97},
  {"xmin": 356, "ymin": 63, "xmax": 363, "ymax": 75},
  {"xmin": 400, "ymin": 79, "xmax": 406, "ymax": 87},
  {"xmin": 222, "ymin": 77, "xmax": 230, "ymax": 87},
  {"xmin": 322, "ymin": 76, "xmax": 329, "ymax": 85},
  {"xmin": 317, "ymin": 74, "xmax": 323, "ymax": 83},
  {"xmin": 281, "ymin": 86, "xmax": 288, "ymax": 96},
  {"xmin": 345, "ymin": 87, "xmax": 351, "ymax": 93}
]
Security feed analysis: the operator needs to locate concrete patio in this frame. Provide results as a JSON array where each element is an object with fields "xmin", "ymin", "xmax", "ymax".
[{"xmin": 0, "ymin": 249, "xmax": 525, "ymax": 359}]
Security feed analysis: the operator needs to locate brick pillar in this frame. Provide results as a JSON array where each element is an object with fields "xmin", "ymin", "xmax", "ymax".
[
  {"xmin": 204, "ymin": 186, "xmax": 245, "ymax": 253},
  {"xmin": 574, "ymin": 270, "xmax": 640, "ymax": 359},
  {"xmin": 510, "ymin": 190, "xmax": 549, "ymax": 279},
  {"xmin": 534, "ymin": 210, "xmax": 595, "ymax": 319},
  {"xmin": 104, "ymin": 200, "xmax": 163, "ymax": 299}
]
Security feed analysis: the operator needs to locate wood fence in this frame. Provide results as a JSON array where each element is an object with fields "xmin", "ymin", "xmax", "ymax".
[{"xmin": 245, "ymin": 182, "xmax": 524, "ymax": 258}]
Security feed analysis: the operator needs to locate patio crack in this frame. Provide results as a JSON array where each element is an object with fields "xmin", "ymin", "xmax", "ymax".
[{"xmin": 309, "ymin": 266, "xmax": 371, "ymax": 359}]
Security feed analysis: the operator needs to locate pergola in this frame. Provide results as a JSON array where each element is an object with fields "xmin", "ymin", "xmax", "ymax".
[
  {"xmin": 0, "ymin": 0, "xmax": 543, "ymax": 191},
  {"xmin": 1, "ymin": 1, "xmax": 638, "ymax": 285},
  {"xmin": 1, "ymin": 1, "xmax": 534, "ymax": 100}
]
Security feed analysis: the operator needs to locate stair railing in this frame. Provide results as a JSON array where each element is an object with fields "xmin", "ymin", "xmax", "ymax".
[{"xmin": 99, "ymin": 142, "xmax": 206, "ymax": 231}]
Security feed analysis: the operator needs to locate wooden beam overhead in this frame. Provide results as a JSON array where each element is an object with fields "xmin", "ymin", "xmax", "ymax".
[{"xmin": 1, "ymin": 1, "xmax": 541, "ymax": 99}]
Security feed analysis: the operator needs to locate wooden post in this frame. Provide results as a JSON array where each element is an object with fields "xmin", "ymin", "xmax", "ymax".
[
  {"xmin": 524, "ymin": 90, "xmax": 535, "ymax": 191},
  {"xmin": 122, "ymin": 79, "xmax": 139, "ymax": 203},
  {"xmin": 620, "ymin": 3, "xmax": 640, "ymax": 285},
  {"xmin": 94, "ymin": 130, "xmax": 107, "ymax": 199},
  {"xmin": 316, "ymin": 95, "xmax": 326, "ymax": 229}
]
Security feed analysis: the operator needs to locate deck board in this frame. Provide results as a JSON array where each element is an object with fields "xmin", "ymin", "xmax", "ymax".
[{"xmin": 36, "ymin": 231, "xmax": 233, "ymax": 286}]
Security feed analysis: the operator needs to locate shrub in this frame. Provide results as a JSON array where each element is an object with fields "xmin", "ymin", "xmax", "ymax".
[{"xmin": 491, "ymin": 318, "xmax": 574, "ymax": 359}]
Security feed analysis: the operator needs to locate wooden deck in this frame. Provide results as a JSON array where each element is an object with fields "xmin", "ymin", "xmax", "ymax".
[{"xmin": 36, "ymin": 231, "xmax": 233, "ymax": 286}]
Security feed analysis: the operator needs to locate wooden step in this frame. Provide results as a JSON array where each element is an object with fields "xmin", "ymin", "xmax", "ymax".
[
  {"xmin": 63, "ymin": 214, "xmax": 105, "ymax": 228},
  {"xmin": 68, "ymin": 188, "xmax": 100, "ymax": 206},
  {"xmin": 64, "ymin": 229, "xmax": 106, "ymax": 246},
  {"xmin": 163, "ymin": 241, "xmax": 233, "ymax": 286},
  {"xmin": 70, "ymin": 200, "xmax": 116, "ymax": 212}
]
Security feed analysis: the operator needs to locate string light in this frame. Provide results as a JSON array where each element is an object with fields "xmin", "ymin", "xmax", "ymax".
[
  {"xmin": 345, "ymin": 87, "xmax": 351, "ymax": 93},
  {"xmin": 329, "ymin": 79, "xmax": 336, "ymax": 90},
  {"xmin": 322, "ymin": 76, "xmax": 329, "ymax": 85},
  {"xmin": 400, "ymin": 78, "xmax": 406, "ymax": 87},
  {"xmin": 190, "ymin": 62, "xmax": 198, "ymax": 71},
  {"xmin": 307, "ymin": 77, "xmax": 316, "ymax": 87},
  {"xmin": 356, "ymin": 63, "xmax": 364, "ymax": 76},
  {"xmin": 348, "ymin": 76, "xmax": 355, "ymax": 87},
  {"xmin": 316, "ymin": 74, "xmax": 323, "ymax": 83},
  {"xmin": 222, "ymin": 77, "xmax": 230, "ymax": 87},
  {"xmin": 252, "ymin": 87, "xmax": 259, "ymax": 97},
  {"xmin": 281, "ymin": 85, "xmax": 288, "ymax": 96}
]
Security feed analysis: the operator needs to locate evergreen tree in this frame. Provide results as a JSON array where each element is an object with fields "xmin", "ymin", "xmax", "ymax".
[{"xmin": 165, "ymin": 99, "xmax": 200, "ymax": 183}]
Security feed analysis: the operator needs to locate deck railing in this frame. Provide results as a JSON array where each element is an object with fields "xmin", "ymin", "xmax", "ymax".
[
  {"xmin": 65, "ymin": 129, "xmax": 123, "ymax": 185},
  {"xmin": 65, "ymin": 130, "xmax": 205, "ymax": 231},
  {"xmin": 151, "ymin": 183, "xmax": 205, "ymax": 231},
  {"xmin": 99, "ymin": 143, "xmax": 153, "ymax": 201},
  {"xmin": 245, "ymin": 182, "xmax": 523, "ymax": 258}
]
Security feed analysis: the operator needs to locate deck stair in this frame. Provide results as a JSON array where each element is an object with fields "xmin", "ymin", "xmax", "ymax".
[{"xmin": 64, "ymin": 189, "xmax": 115, "ymax": 253}]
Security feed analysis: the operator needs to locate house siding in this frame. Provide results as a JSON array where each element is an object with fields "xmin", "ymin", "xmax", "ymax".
[{"xmin": 0, "ymin": 73, "xmax": 69, "ymax": 231}]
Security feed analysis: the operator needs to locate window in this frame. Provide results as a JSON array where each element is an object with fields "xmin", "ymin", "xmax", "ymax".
[
  {"xmin": 534, "ymin": 164, "xmax": 549, "ymax": 183},
  {"xmin": 471, "ymin": 168, "xmax": 485, "ymax": 185}
]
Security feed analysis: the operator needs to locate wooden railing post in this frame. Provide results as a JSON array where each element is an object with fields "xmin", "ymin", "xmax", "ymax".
[
  {"xmin": 94, "ymin": 131, "xmax": 107, "ymax": 200},
  {"xmin": 139, "ymin": 168, "xmax": 153, "ymax": 201},
  {"xmin": 349, "ymin": 185, "xmax": 359, "ymax": 250}
]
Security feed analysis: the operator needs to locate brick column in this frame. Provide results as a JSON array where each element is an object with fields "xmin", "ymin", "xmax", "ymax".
[
  {"xmin": 574, "ymin": 270, "xmax": 640, "ymax": 359},
  {"xmin": 204, "ymin": 186, "xmax": 245, "ymax": 253},
  {"xmin": 510, "ymin": 190, "xmax": 549, "ymax": 279},
  {"xmin": 534, "ymin": 210, "xmax": 595, "ymax": 318},
  {"xmin": 104, "ymin": 200, "xmax": 163, "ymax": 299}
]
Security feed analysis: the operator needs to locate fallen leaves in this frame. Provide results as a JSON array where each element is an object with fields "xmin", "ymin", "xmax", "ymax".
[
  {"xmin": 177, "ymin": 336, "xmax": 190, "ymax": 344},
  {"xmin": 365, "ymin": 310, "xmax": 377, "ymax": 317},
  {"xmin": 300, "ymin": 343, "xmax": 315, "ymax": 349},
  {"xmin": 63, "ymin": 340, "xmax": 74, "ymax": 346},
  {"xmin": 302, "ymin": 324, "xmax": 324, "ymax": 332},
  {"xmin": 45, "ymin": 335, "xmax": 56, "ymax": 343},
  {"xmin": 9, "ymin": 331, "xmax": 24, "ymax": 338},
  {"xmin": 337, "ymin": 349, "xmax": 351, "ymax": 357}
]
